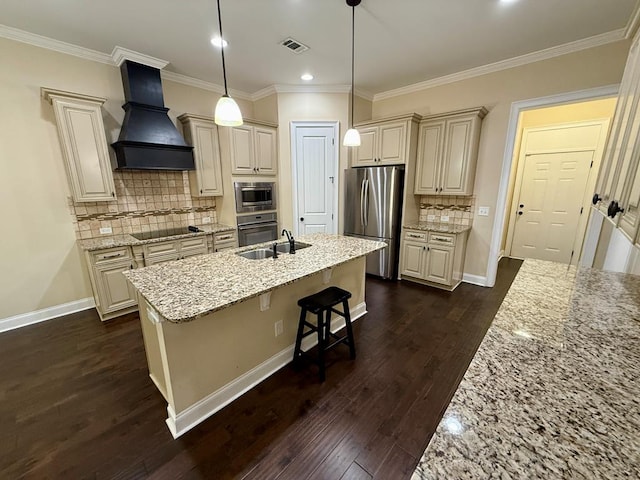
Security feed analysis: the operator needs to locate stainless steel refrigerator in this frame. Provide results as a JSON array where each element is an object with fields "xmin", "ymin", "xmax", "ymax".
[{"xmin": 344, "ymin": 166, "xmax": 404, "ymax": 279}]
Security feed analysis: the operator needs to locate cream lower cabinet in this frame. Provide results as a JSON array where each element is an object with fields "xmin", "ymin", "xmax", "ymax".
[
  {"xmin": 85, "ymin": 247, "xmax": 138, "ymax": 321},
  {"xmin": 400, "ymin": 229, "xmax": 468, "ymax": 290},
  {"xmin": 352, "ymin": 115, "xmax": 420, "ymax": 166},
  {"xmin": 213, "ymin": 230, "xmax": 238, "ymax": 252},
  {"xmin": 178, "ymin": 114, "xmax": 224, "ymax": 197},
  {"xmin": 42, "ymin": 88, "xmax": 116, "ymax": 202},
  {"xmin": 414, "ymin": 107, "xmax": 487, "ymax": 195},
  {"xmin": 138, "ymin": 236, "xmax": 209, "ymax": 266},
  {"xmin": 219, "ymin": 120, "xmax": 278, "ymax": 175}
]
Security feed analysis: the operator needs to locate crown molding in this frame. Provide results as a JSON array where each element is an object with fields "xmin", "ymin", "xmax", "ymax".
[
  {"xmin": 354, "ymin": 88, "xmax": 374, "ymax": 101},
  {"xmin": 374, "ymin": 29, "xmax": 627, "ymax": 102},
  {"xmin": 624, "ymin": 2, "xmax": 640, "ymax": 39},
  {"xmin": 251, "ymin": 85, "xmax": 278, "ymax": 101},
  {"xmin": 111, "ymin": 46, "xmax": 168, "ymax": 69},
  {"xmin": 274, "ymin": 84, "xmax": 352, "ymax": 94},
  {"xmin": 0, "ymin": 23, "xmax": 112, "ymax": 64},
  {"xmin": 160, "ymin": 70, "xmax": 252, "ymax": 101}
]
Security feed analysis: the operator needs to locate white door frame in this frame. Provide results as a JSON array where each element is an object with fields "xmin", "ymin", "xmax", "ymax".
[
  {"xmin": 290, "ymin": 121, "xmax": 340, "ymax": 236},
  {"xmin": 487, "ymin": 84, "xmax": 619, "ymax": 286}
]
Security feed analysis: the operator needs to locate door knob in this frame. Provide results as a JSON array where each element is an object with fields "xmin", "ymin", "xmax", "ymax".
[{"xmin": 300, "ymin": 217, "xmax": 305, "ymax": 222}]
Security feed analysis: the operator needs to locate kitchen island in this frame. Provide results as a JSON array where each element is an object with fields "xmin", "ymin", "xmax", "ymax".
[
  {"xmin": 124, "ymin": 234, "xmax": 385, "ymax": 437},
  {"xmin": 412, "ymin": 259, "xmax": 640, "ymax": 479}
]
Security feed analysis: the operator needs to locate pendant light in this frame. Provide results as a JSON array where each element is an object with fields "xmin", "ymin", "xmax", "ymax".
[
  {"xmin": 214, "ymin": 0, "xmax": 243, "ymax": 126},
  {"xmin": 343, "ymin": 0, "xmax": 361, "ymax": 147}
]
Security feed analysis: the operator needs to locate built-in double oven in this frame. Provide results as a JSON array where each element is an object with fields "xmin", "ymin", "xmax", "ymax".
[{"xmin": 235, "ymin": 182, "xmax": 278, "ymax": 247}]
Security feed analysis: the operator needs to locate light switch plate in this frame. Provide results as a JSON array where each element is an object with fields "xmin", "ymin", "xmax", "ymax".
[
  {"xmin": 202, "ymin": 217, "xmax": 212, "ymax": 224},
  {"xmin": 441, "ymin": 215, "xmax": 450, "ymax": 222},
  {"xmin": 427, "ymin": 214, "xmax": 436, "ymax": 221},
  {"xmin": 99, "ymin": 227, "xmax": 112, "ymax": 235},
  {"xmin": 478, "ymin": 206, "xmax": 490, "ymax": 216}
]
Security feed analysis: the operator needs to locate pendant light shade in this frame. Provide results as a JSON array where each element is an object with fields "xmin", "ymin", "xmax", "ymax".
[
  {"xmin": 343, "ymin": 0, "xmax": 361, "ymax": 147},
  {"xmin": 343, "ymin": 128, "xmax": 361, "ymax": 147},
  {"xmin": 215, "ymin": 95, "xmax": 243, "ymax": 126},
  {"xmin": 214, "ymin": 0, "xmax": 243, "ymax": 126}
]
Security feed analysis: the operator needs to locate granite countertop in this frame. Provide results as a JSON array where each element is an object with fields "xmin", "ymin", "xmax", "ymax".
[
  {"xmin": 77, "ymin": 223, "xmax": 235, "ymax": 251},
  {"xmin": 123, "ymin": 234, "xmax": 386, "ymax": 323},
  {"xmin": 413, "ymin": 259, "xmax": 640, "ymax": 479},
  {"xmin": 403, "ymin": 223, "xmax": 471, "ymax": 234}
]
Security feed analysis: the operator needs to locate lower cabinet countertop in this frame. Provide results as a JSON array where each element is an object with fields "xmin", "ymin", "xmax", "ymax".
[
  {"xmin": 123, "ymin": 234, "xmax": 386, "ymax": 323},
  {"xmin": 403, "ymin": 223, "xmax": 471, "ymax": 234},
  {"xmin": 412, "ymin": 259, "xmax": 640, "ymax": 479},
  {"xmin": 77, "ymin": 223, "xmax": 235, "ymax": 251}
]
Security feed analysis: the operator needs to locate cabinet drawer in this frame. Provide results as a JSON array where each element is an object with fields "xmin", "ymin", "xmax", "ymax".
[
  {"xmin": 91, "ymin": 247, "xmax": 132, "ymax": 264},
  {"xmin": 215, "ymin": 244, "xmax": 236, "ymax": 253},
  {"xmin": 179, "ymin": 236, "xmax": 208, "ymax": 252},
  {"xmin": 428, "ymin": 232, "xmax": 456, "ymax": 246},
  {"xmin": 214, "ymin": 231, "xmax": 236, "ymax": 243},
  {"xmin": 404, "ymin": 230, "xmax": 427, "ymax": 241},
  {"xmin": 144, "ymin": 241, "xmax": 179, "ymax": 258}
]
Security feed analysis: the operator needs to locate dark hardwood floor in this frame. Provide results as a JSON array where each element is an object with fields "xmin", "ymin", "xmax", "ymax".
[{"xmin": 0, "ymin": 258, "xmax": 522, "ymax": 480}]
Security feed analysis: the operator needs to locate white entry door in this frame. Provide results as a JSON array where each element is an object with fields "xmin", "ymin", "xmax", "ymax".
[
  {"xmin": 293, "ymin": 125, "xmax": 337, "ymax": 235},
  {"xmin": 511, "ymin": 151, "xmax": 593, "ymax": 263}
]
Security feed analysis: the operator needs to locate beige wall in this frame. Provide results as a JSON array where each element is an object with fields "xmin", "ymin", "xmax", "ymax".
[
  {"xmin": 373, "ymin": 40, "xmax": 630, "ymax": 279},
  {"xmin": 501, "ymin": 98, "xmax": 618, "ymax": 250},
  {"xmin": 353, "ymin": 94, "xmax": 372, "ymax": 124},
  {"xmin": 253, "ymin": 93, "xmax": 279, "ymax": 123},
  {"xmin": 0, "ymin": 37, "xmax": 251, "ymax": 320},
  {"xmin": 275, "ymin": 92, "xmax": 350, "ymax": 233}
]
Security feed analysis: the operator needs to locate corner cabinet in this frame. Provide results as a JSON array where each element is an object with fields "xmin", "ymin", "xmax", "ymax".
[
  {"xmin": 414, "ymin": 107, "xmax": 487, "ymax": 195},
  {"xmin": 178, "ymin": 114, "xmax": 224, "ymax": 197},
  {"xmin": 42, "ymin": 88, "xmax": 116, "ymax": 202},
  {"xmin": 400, "ymin": 229, "xmax": 469, "ymax": 291},
  {"xmin": 351, "ymin": 115, "xmax": 421, "ymax": 166},
  {"xmin": 218, "ymin": 120, "xmax": 278, "ymax": 175}
]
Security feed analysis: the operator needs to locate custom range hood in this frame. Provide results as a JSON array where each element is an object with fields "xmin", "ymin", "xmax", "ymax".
[{"xmin": 111, "ymin": 60, "xmax": 194, "ymax": 170}]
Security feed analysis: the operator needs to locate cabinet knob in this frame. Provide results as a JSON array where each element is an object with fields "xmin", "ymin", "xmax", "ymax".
[
  {"xmin": 300, "ymin": 217, "xmax": 305, "ymax": 222},
  {"xmin": 518, "ymin": 211, "xmax": 523, "ymax": 216},
  {"xmin": 112, "ymin": 192, "xmax": 115, "ymax": 197},
  {"xmin": 423, "ymin": 246, "xmax": 426, "ymax": 250},
  {"xmin": 592, "ymin": 193, "xmax": 602, "ymax": 205}
]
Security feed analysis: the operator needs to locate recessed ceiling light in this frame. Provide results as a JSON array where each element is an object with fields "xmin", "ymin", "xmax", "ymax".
[
  {"xmin": 210, "ymin": 37, "xmax": 228, "ymax": 48},
  {"xmin": 301, "ymin": 73, "xmax": 314, "ymax": 81}
]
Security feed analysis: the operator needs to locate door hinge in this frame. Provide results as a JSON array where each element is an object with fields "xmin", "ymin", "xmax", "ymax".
[
  {"xmin": 590, "ymin": 160, "xmax": 593, "ymax": 168},
  {"xmin": 332, "ymin": 138, "xmax": 335, "ymax": 145},
  {"xmin": 332, "ymin": 214, "xmax": 334, "ymax": 220},
  {"xmin": 580, "ymin": 207, "xmax": 583, "ymax": 214}
]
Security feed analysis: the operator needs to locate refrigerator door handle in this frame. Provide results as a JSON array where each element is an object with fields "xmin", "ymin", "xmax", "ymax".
[
  {"xmin": 364, "ymin": 179, "xmax": 370, "ymax": 227},
  {"xmin": 360, "ymin": 179, "xmax": 366, "ymax": 227}
]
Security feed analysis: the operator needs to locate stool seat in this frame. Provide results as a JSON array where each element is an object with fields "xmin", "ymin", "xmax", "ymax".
[
  {"xmin": 293, "ymin": 286, "xmax": 356, "ymax": 382},
  {"xmin": 297, "ymin": 286, "xmax": 352, "ymax": 314}
]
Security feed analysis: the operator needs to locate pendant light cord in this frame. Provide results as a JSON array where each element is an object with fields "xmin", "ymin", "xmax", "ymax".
[
  {"xmin": 350, "ymin": 4, "xmax": 355, "ymax": 129},
  {"xmin": 216, "ymin": 0, "xmax": 229, "ymax": 96}
]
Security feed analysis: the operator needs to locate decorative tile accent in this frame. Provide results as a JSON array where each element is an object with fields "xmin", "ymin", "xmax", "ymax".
[
  {"xmin": 68, "ymin": 171, "xmax": 218, "ymax": 239},
  {"xmin": 419, "ymin": 195, "xmax": 474, "ymax": 227}
]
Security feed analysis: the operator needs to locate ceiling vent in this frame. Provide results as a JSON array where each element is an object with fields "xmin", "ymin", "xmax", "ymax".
[{"xmin": 280, "ymin": 37, "xmax": 310, "ymax": 54}]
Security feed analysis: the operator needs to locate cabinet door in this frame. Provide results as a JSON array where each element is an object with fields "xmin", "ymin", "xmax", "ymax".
[
  {"xmin": 441, "ymin": 117, "xmax": 474, "ymax": 195},
  {"xmin": 95, "ymin": 261, "xmax": 137, "ymax": 314},
  {"xmin": 46, "ymin": 93, "xmax": 116, "ymax": 202},
  {"xmin": 401, "ymin": 241, "xmax": 426, "ymax": 278},
  {"xmin": 188, "ymin": 120, "xmax": 224, "ymax": 196},
  {"xmin": 378, "ymin": 122, "xmax": 407, "ymax": 164},
  {"xmin": 179, "ymin": 237, "xmax": 209, "ymax": 258},
  {"xmin": 230, "ymin": 125, "xmax": 255, "ymax": 174},
  {"xmin": 352, "ymin": 127, "xmax": 378, "ymax": 166},
  {"xmin": 415, "ymin": 121, "xmax": 445, "ymax": 194},
  {"xmin": 254, "ymin": 126, "xmax": 277, "ymax": 175},
  {"xmin": 425, "ymin": 245, "xmax": 454, "ymax": 285},
  {"xmin": 144, "ymin": 253, "xmax": 180, "ymax": 266}
]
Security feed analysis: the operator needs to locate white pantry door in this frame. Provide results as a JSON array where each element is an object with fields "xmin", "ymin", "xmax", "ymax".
[{"xmin": 294, "ymin": 125, "xmax": 337, "ymax": 235}]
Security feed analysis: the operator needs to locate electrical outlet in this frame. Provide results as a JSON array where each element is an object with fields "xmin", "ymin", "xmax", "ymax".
[
  {"xmin": 202, "ymin": 216, "xmax": 212, "ymax": 224},
  {"xmin": 427, "ymin": 214, "xmax": 436, "ymax": 221},
  {"xmin": 274, "ymin": 320, "xmax": 284, "ymax": 337},
  {"xmin": 99, "ymin": 227, "xmax": 112, "ymax": 235},
  {"xmin": 441, "ymin": 215, "xmax": 450, "ymax": 222},
  {"xmin": 478, "ymin": 206, "xmax": 490, "ymax": 217}
]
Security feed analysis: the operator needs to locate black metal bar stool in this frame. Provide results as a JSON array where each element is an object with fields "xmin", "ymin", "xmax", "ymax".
[{"xmin": 293, "ymin": 286, "xmax": 356, "ymax": 381}]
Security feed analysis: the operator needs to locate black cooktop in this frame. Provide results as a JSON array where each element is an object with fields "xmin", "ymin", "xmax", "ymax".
[{"xmin": 130, "ymin": 227, "xmax": 200, "ymax": 241}]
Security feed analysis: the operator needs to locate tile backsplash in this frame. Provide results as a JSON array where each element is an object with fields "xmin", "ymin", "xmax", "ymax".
[
  {"xmin": 69, "ymin": 171, "xmax": 217, "ymax": 239},
  {"xmin": 419, "ymin": 195, "xmax": 474, "ymax": 226}
]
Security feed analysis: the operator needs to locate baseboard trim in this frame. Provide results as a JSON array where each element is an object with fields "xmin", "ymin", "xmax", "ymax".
[
  {"xmin": 166, "ymin": 301, "xmax": 367, "ymax": 438},
  {"xmin": 462, "ymin": 274, "xmax": 488, "ymax": 287},
  {"xmin": 0, "ymin": 297, "xmax": 95, "ymax": 334}
]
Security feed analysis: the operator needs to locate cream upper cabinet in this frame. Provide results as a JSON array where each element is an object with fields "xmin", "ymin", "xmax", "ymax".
[
  {"xmin": 221, "ymin": 120, "xmax": 278, "ymax": 176},
  {"xmin": 42, "ymin": 88, "xmax": 116, "ymax": 202},
  {"xmin": 351, "ymin": 116, "xmax": 418, "ymax": 167},
  {"xmin": 178, "ymin": 114, "xmax": 224, "ymax": 197},
  {"xmin": 414, "ymin": 107, "xmax": 487, "ymax": 196}
]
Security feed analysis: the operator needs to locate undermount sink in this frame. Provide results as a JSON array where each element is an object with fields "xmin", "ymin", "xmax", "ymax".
[
  {"xmin": 236, "ymin": 242, "xmax": 312, "ymax": 260},
  {"xmin": 237, "ymin": 248, "xmax": 274, "ymax": 260},
  {"xmin": 275, "ymin": 241, "xmax": 312, "ymax": 254}
]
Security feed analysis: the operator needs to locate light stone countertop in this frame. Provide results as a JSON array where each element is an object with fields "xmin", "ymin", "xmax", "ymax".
[
  {"xmin": 77, "ymin": 223, "xmax": 236, "ymax": 251},
  {"xmin": 403, "ymin": 223, "xmax": 471, "ymax": 234},
  {"xmin": 123, "ymin": 234, "xmax": 386, "ymax": 323},
  {"xmin": 412, "ymin": 259, "xmax": 640, "ymax": 479}
]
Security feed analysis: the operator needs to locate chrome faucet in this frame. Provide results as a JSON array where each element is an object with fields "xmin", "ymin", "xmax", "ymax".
[{"xmin": 282, "ymin": 229, "xmax": 295, "ymax": 254}]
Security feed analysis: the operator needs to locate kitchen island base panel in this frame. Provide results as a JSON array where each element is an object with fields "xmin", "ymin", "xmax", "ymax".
[{"xmin": 138, "ymin": 257, "xmax": 366, "ymax": 438}]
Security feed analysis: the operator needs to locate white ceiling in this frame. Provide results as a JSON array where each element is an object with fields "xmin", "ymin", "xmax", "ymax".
[{"xmin": 0, "ymin": 0, "xmax": 638, "ymax": 96}]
